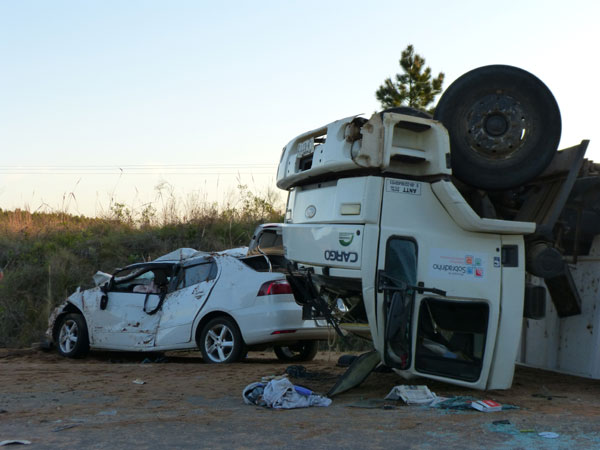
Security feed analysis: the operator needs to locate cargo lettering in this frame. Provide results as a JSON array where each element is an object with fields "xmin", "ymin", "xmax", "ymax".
[{"xmin": 324, "ymin": 250, "xmax": 358, "ymax": 263}]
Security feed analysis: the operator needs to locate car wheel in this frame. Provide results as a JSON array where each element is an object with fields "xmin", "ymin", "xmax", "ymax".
[
  {"xmin": 56, "ymin": 313, "xmax": 89, "ymax": 358},
  {"xmin": 273, "ymin": 341, "xmax": 319, "ymax": 362},
  {"xmin": 434, "ymin": 65, "xmax": 561, "ymax": 190},
  {"xmin": 199, "ymin": 317, "xmax": 244, "ymax": 364}
]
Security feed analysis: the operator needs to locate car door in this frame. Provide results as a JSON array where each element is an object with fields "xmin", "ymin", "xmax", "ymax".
[
  {"xmin": 155, "ymin": 259, "xmax": 219, "ymax": 346},
  {"xmin": 88, "ymin": 263, "xmax": 176, "ymax": 350}
]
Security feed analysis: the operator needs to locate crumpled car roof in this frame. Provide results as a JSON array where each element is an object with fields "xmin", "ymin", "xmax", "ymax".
[{"xmin": 153, "ymin": 248, "xmax": 208, "ymax": 262}]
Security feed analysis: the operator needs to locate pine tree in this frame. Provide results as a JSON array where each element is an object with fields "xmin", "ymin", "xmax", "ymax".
[{"xmin": 376, "ymin": 45, "xmax": 445, "ymax": 114}]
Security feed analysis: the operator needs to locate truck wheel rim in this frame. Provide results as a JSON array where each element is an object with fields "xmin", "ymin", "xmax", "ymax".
[
  {"xmin": 59, "ymin": 319, "xmax": 79, "ymax": 353},
  {"xmin": 204, "ymin": 324, "xmax": 234, "ymax": 362},
  {"xmin": 465, "ymin": 94, "xmax": 530, "ymax": 159}
]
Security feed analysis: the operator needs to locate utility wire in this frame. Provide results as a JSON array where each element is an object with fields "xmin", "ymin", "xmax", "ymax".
[{"xmin": 0, "ymin": 164, "xmax": 277, "ymax": 175}]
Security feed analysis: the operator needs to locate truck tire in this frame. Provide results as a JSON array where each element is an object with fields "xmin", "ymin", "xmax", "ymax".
[{"xmin": 434, "ymin": 65, "xmax": 561, "ymax": 190}]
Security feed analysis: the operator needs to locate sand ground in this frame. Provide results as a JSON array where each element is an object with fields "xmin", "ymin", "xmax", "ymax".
[{"xmin": 1, "ymin": 348, "xmax": 599, "ymax": 449}]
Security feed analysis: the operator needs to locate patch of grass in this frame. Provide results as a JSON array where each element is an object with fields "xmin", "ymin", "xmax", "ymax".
[{"xmin": 0, "ymin": 186, "xmax": 284, "ymax": 347}]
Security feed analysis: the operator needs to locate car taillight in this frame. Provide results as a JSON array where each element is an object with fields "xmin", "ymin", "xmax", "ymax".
[{"xmin": 257, "ymin": 280, "xmax": 293, "ymax": 296}]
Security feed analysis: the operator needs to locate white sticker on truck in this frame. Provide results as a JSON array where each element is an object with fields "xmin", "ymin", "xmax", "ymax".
[
  {"xmin": 429, "ymin": 248, "xmax": 489, "ymax": 281},
  {"xmin": 386, "ymin": 179, "xmax": 421, "ymax": 195}
]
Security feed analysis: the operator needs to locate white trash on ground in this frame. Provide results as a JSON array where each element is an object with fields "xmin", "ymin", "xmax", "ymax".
[
  {"xmin": 539, "ymin": 432, "xmax": 560, "ymax": 439},
  {"xmin": 385, "ymin": 385, "xmax": 437, "ymax": 405}
]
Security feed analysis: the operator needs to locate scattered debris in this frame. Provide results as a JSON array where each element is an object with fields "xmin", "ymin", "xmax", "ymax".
[
  {"xmin": 52, "ymin": 424, "xmax": 79, "ymax": 432},
  {"xmin": 0, "ymin": 441, "xmax": 31, "ymax": 447},
  {"xmin": 539, "ymin": 432, "xmax": 560, "ymax": 439},
  {"xmin": 385, "ymin": 385, "xmax": 437, "ymax": 405},
  {"xmin": 347, "ymin": 399, "xmax": 398, "ymax": 409},
  {"xmin": 336, "ymin": 354, "xmax": 391, "ymax": 373},
  {"xmin": 141, "ymin": 355, "xmax": 168, "ymax": 364},
  {"xmin": 132, "ymin": 379, "xmax": 146, "ymax": 385},
  {"xmin": 492, "ymin": 420, "xmax": 511, "ymax": 425},
  {"xmin": 284, "ymin": 365, "xmax": 335, "ymax": 381},
  {"xmin": 429, "ymin": 396, "xmax": 519, "ymax": 411},
  {"xmin": 373, "ymin": 363, "xmax": 393, "ymax": 373},
  {"xmin": 243, "ymin": 378, "xmax": 331, "ymax": 409},
  {"xmin": 336, "ymin": 355, "xmax": 357, "ymax": 367},
  {"xmin": 532, "ymin": 385, "xmax": 567, "ymax": 400},
  {"xmin": 328, "ymin": 351, "xmax": 381, "ymax": 397},
  {"xmin": 285, "ymin": 365, "xmax": 309, "ymax": 378},
  {"xmin": 471, "ymin": 400, "xmax": 502, "ymax": 412},
  {"xmin": 68, "ymin": 418, "xmax": 87, "ymax": 423}
]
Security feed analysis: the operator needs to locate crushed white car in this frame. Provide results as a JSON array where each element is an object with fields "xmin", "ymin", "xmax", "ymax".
[{"xmin": 47, "ymin": 247, "xmax": 329, "ymax": 363}]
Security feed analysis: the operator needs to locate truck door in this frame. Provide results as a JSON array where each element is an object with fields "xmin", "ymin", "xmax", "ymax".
[{"xmin": 376, "ymin": 178, "xmax": 503, "ymax": 389}]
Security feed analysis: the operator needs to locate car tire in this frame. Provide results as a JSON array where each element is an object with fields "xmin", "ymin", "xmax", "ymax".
[
  {"xmin": 199, "ymin": 317, "xmax": 244, "ymax": 364},
  {"xmin": 56, "ymin": 313, "xmax": 89, "ymax": 359},
  {"xmin": 273, "ymin": 341, "xmax": 319, "ymax": 362},
  {"xmin": 434, "ymin": 65, "xmax": 561, "ymax": 190}
]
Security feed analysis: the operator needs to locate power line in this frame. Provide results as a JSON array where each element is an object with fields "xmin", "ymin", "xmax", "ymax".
[
  {"xmin": 0, "ymin": 164, "xmax": 278, "ymax": 175},
  {"xmin": 0, "ymin": 164, "xmax": 276, "ymax": 168}
]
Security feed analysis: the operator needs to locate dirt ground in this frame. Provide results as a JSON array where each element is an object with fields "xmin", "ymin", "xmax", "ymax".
[{"xmin": 1, "ymin": 348, "xmax": 600, "ymax": 449}]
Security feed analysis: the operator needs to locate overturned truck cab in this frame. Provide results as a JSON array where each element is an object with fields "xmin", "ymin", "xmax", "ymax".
[{"xmin": 276, "ymin": 65, "xmax": 596, "ymax": 390}]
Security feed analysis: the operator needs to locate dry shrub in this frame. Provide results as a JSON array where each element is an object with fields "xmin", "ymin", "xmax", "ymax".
[{"xmin": 0, "ymin": 186, "xmax": 284, "ymax": 347}]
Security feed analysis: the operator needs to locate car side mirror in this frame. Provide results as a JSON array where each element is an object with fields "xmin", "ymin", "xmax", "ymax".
[{"xmin": 100, "ymin": 279, "xmax": 111, "ymax": 310}]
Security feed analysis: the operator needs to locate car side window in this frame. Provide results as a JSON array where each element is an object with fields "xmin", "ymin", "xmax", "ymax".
[
  {"xmin": 110, "ymin": 266, "xmax": 175, "ymax": 294},
  {"xmin": 180, "ymin": 262, "xmax": 217, "ymax": 289},
  {"xmin": 258, "ymin": 230, "xmax": 283, "ymax": 253}
]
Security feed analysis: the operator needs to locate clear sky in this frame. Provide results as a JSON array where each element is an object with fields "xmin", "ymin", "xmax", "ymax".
[{"xmin": 1, "ymin": 0, "xmax": 598, "ymax": 217}]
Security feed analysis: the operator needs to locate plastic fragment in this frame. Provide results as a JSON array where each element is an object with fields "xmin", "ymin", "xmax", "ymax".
[
  {"xmin": 539, "ymin": 432, "xmax": 559, "ymax": 439},
  {"xmin": 52, "ymin": 424, "xmax": 79, "ymax": 432}
]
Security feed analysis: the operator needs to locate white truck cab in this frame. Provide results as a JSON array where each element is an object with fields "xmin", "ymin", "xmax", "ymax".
[
  {"xmin": 277, "ymin": 66, "xmax": 599, "ymax": 391},
  {"xmin": 277, "ymin": 108, "xmax": 536, "ymax": 389}
]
